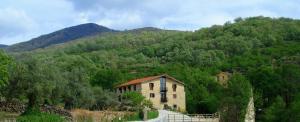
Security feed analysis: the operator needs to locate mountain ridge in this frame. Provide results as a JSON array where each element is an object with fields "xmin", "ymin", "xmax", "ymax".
[
  {"xmin": 0, "ymin": 44, "xmax": 7, "ymax": 48},
  {"xmin": 5, "ymin": 23, "xmax": 116, "ymax": 52}
]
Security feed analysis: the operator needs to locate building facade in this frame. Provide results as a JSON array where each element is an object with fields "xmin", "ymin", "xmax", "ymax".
[
  {"xmin": 116, "ymin": 74, "xmax": 186, "ymax": 112},
  {"xmin": 215, "ymin": 71, "xmax": 232, "ymax": 86}
]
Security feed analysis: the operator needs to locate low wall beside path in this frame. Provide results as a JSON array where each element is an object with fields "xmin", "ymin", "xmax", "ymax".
[{"xmin": 0, "ymin": 101, "xmax": 72, "ymax": 119}]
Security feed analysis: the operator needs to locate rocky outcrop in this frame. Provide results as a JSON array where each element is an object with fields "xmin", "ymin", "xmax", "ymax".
[{"xmin": 245, "ymin": 89, "xmax": 255, "ymax": 122}]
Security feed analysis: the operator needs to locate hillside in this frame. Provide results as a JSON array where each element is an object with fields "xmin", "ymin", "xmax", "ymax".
[
  {"xmin": 5, "ymin": 23, "xmax": 116, "ymax": 52},
  {"xmin": 0, "ymin": 44, "xmax": 7, "ymax": 48},
  {"xmin": 6, "ymin": 16, "xmax": 300, "ymax": 121}
]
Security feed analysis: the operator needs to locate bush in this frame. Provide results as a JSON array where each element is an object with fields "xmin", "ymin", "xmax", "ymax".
[
  {"xmin": 121, "ymin": 92, "xmax": 145, "ymax": 111},
  {"xmin": 148, "ymin": 110, "xmax": 159, "ymax": 119},
  {"xmin": 119, "ymin": 110, "xmax": 159, "ymax": 121},
  {"xmin": 17, "ymin": 108, "xmax": 65, "ymax": 122}
]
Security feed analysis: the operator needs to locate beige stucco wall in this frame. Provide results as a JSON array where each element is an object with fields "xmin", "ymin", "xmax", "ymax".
[{"xmin": 141, "ymin": 77, "xmax": 186, "ymax": 112}]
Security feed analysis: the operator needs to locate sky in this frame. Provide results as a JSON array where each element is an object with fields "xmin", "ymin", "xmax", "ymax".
[{"xmin": 0, "ymin": 0, "xmax": 299, "ymax": 45}]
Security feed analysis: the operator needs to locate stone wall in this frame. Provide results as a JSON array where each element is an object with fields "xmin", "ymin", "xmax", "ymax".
[
  {"xmin": 0, "ymin": 101, "xmax": 25, "ymax": 113},
  {"xmin": 0, "ymin": 101, "xmax": 72, "ymax": 119}
]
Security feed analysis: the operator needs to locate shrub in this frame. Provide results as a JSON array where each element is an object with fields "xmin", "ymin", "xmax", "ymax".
[
  {"xmin": 17, "ymin": 108, "xmax": 65, "ymax": 122},
  {"xmin": 118, "ymin": 110, "xmax": 159, "ymax": 121}
]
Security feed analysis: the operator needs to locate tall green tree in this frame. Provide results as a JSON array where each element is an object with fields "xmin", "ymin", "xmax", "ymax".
[
  {"xmin": 0, "ymin": 50, "xmax": 11, "ymax": 87},
  {"xmin": 221, "ymin": 74, "xmax": 251, "ymax": 122},
  {"xmin": 263, "ymin": 96, "xmax": 285, "ymax": 122},
  {"xmin": 5, "ymin": 56, "xmax": 62, "ymax": 109}
]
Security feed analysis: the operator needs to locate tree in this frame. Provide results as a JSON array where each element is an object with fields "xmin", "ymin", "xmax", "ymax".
[
  {"xmin": 5, "ymin": 55, "xmax": 62, "ymax": 109},
  {"xmin": 0, "ymin": 50, "xmax": 11, "ymax": 87},
  {"xmin": 263, "ymin": 96, "xmax": 285, "ymax": 122},
  {"xmin": 62, "ymin": 66, "xmax": 95, "ymax": 110},
  {"xmin": 90, "ymin": 69, "xmax": 122, "ymax": 90},
  {"xmin": 91, "ymin": 86, "xmax": 120, "ymax": 110},
  {"xmin": 221, "ymin": 74, "xmax": 251, "ymax": 122},
  {"xmin": 286, "ymin": 94, "xmax": 300, "ymax": 121},
  {"xmin": 121, "ymin": 92, "xmax": 145, "ymax": 111}
]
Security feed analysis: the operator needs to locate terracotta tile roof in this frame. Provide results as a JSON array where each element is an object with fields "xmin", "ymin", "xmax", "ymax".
[
  {"xmin": 116, "ymin": 74, "xmax": 184, "ymax": 88},
  {"xmin": 116, "ymin": 75, "xmax": 161, "ymax": 88}
]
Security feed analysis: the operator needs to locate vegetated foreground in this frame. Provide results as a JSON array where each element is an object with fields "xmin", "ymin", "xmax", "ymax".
[{"xmin": 0, "ymin": 16, "xmax": 300, "ymax": 121}]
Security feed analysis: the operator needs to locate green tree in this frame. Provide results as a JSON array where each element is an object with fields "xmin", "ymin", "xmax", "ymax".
[
  {"xmin": 90, "ymin": 69, "xmax": 122, "ymax": 90},
  {"xmin": 0, "ymin": 50, "xmax": 11, "ymax": 87},
  {"xmin": 221, "ymin": 74, "xmax": 251, "ymax": 122},
  {"xmin": 121, "ymin": 92, "xmax": 145, "ymax": 111},
  {"xmin": 91, "ymin": 86, "xmax": 120, "ymax": 110},
  {"xmin": 4, "ymin": 56, "xmax": 63, "ymax": 110},
  {"xmin": 263, "ymin": 96, "xmax": 285, "ymax": 122}
]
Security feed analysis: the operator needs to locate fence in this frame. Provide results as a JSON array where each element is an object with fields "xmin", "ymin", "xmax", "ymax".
[{"xmin": 167, "ymin": 113, "xmax": 219, "ymax": 122}]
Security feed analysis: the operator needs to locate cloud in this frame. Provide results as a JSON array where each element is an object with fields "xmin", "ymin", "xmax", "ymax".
[
  {"xmin": 66, "ymin": 0, "xmax": 300, "ymax": 30},
  {"xmin": 0, "ymin": 0, "xmax": 82, "ymax": 44},
  {"xmin": 0, "ymin": 0, "xmax": 300, "ymax": 44},
  {"xmin": 0, "ymin": 8, "xmax": 37, "ymax": 37}
]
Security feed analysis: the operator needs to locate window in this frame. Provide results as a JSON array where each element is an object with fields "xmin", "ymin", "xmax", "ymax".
[
  {"xmin": 119, "ymin": 88, "xmax": 121, "ymax": 93},
  {"xmin": 150, "ymin": 93, "xmax": 155, "ymax": 98},
  {"xmin": 160, "ymin": 77, "xmax": 166, "ymax": 91},
  {"xmin": 173, "ymin": 104, "xmax": 177, "ymax": 109},
  {"xmin": 172, "ymin": 84, "xmax": 177, "ymax": 92},
  {"xmin": 149, "ymin": 83, "xmax": 154, "ymax": 90},
  {"xmin": 134, "ymin": 85, "xmax": 137, "ymax": 91},
  {"xmin": 173, "ymin": 94, "xmax": 177, "ymax": 99}
]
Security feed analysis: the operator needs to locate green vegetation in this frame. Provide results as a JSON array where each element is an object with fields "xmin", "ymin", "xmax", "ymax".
[
  {"xmin": 0, "ymin": 16, "xmax": 300, "ymax": 121},
  {"xmin": 0, "ymin": 112, "xmax": 18, "ymax": 120},
  {"xmin": 0, "ymin": 50, "xmax": 11, "ymax": 87},
  {"xmin": 221, "ymin": 74, "xmax": 251, "ymax": 121},
  {"xmin": 120, "ymin": 110, "xmax": 159, "ymax": 121},
  {"xmin": 17, "ymin": 108, "xmax": 65, "ymax": 122},
  {"xmin": 17, "ymin": 113, "xmax": 65, "ymax": 122},
  {"xmin": 148, "ymin": 110, "xmax": 159, "ymax": 119}
]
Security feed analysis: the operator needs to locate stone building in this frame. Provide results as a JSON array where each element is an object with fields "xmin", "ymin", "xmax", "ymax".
[
  {"xmin": 215, "ymin": 71, "xmax": 232, "ymax": 86},
  {"xmin": 116, "ymin": 74, "xmax": 186, "ymax": 112}
]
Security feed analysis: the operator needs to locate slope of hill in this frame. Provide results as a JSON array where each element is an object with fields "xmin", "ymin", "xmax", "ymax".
[
  {"xmin": 8, "ymin": 16, "xmax": 300, "ymax": 121},
  {"xmin": 0, "ymin": 44, "xmax": 7, "ymax": 48},
  {"xmin": 5, "ymin": 23, "xmax": 116, "ymax": 52}
]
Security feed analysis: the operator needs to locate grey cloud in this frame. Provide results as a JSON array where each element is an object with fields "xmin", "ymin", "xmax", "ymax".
[{"xmin": 1, "ymin": 0, "xmax": 300, "ymax": 45}]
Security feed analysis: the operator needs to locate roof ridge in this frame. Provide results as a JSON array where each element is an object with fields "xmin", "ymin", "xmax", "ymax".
[{"xmin": 115, "ymin": 74, "xmax": 184, "ymax": 88}]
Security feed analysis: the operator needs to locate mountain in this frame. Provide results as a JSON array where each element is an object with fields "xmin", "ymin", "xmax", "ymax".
[
  {"xmin": 5, "ymin": 23, "xmax": 116, "ymax": 52},
  {"xmin": 127, "ymin": 27, "xmax": 162, "ymax": 32},
  {"xmin": 0, "ymin": 44, "xmax": 7, "ymax": 48},
  {"xmin": 8, "ymin": 17, "xmax": 300, "ymax": 121}
]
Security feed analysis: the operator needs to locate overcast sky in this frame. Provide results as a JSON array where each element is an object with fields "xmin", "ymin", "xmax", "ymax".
[{"xmin": 0, "ymin": 0, "xmax": 299, "ymax": 45}]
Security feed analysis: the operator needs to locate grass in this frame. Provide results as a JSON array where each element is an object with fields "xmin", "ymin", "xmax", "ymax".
[
  {"xmin": 148, "ymin": 110, "xmax": 159, "ymax": 119},
  {"xmin": 71, "ymin": 109, "xmax": 130, "ymax": 122},
  {"xmin": 0, "ymin": 111, "xmax": 19, "ymax": 121},
  {"xmin": 16, "ymin": 108, "xmax": 65, "ymax": 122}
]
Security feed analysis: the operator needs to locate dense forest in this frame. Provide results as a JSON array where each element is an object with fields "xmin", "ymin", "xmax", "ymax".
[{"xmin": 1, "ymin": 16, "xmax": 300, "ymax": 121}]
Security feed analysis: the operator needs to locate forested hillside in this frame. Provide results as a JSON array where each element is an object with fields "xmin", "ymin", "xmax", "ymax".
[
  {"xmin": 2, "ymin": 16, "xmax": 300, "ymax": 121},
  {"xmin": 5, "ymin": 23, "xmax": 116, "ymax": 52}
]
